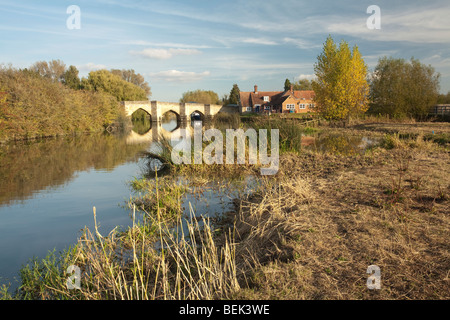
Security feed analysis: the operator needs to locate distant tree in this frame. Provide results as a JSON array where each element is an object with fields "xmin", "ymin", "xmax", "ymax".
[
  {"xmin": 80, "ymin": 69, "xmax": 148, "ymax": 101},
  {"xmin": 110, "ymin": 69, "xmax": 151, "ymax": 97},
  {"xmin": 293, "ymin": 79, "xmax": 313, "ymax": 90},
  {"xmin": 284, "ymin": 78, "xmax": 292, "ymax": 91},
  {"xmin": 228, "ymin": 84, "xmax": 240, "ymax": 105},
  {"xmin": 179, "ymin": 90, "xmax": 221, "ymax": 105},
  {"xmin": 437, "ymin": 91, "xmax": 450, "ymax": 104},
  {"xmin": 312, "ymin": 36, "xmax": 369, "ymax": 120},
  {"xmin": 30, "ymin": 59, "xmax": 66, "ymax": 82},
  {"xmin": 369, "ymin": 57, "xmax": 440, "ymax": 118},
  {"xmin": 62, "ymin": 65, "xmax": 81, "ymax": 90}
]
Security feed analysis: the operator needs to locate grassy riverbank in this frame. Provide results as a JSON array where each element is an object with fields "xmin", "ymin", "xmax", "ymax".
[{"xmin": 1, "ymin": 120, "xmax": 449, "ymax": 300}]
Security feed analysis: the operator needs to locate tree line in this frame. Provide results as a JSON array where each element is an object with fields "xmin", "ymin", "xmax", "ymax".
[{"xmin": 0, "ymin": 60, "xmax": 151, "ymax": 142}]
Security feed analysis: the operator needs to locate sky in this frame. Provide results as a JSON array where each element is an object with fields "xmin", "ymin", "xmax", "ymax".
[{"xmin": 1, "ymin": 0, "xmax": 449, "ymax": 101}]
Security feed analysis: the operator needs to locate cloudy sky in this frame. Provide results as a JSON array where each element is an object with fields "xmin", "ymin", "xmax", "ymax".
[{"xmin": 1, "ymin": 0, "xmax": 449, "ymax": 101}]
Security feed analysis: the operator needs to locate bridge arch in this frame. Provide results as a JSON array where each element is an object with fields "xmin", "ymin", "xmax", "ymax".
[
  {"xmin": 190, "ymin": 110, "xmax": 205, "ymax": 122},
  {"xmin": 161, "ymin": 110, "xmax": 181, "ymax": 132},
  {"xmin": 131, "ymin": 108, "xmax": 152, "ymax": 134}
]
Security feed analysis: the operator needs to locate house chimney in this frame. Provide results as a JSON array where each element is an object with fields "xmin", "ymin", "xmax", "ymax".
[
  {"xmin": 254, "ymin": 85, "xmax": 258, "ymax": 93},
  {"xmin": 290, "ymin": 84, "xmax": 294, "ymax": 94}
]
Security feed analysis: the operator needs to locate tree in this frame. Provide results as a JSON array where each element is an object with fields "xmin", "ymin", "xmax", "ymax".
[
  {"xmin": 228, "ymin": 84, "xmax": 240, "ymax": 105},
  {"xmin": 110, "ymin": 69, "xmax": 151, "ymax": 97},
  {"xmin": 62, "ymin": 65, "xmax": 81, "ymax": 90},
  {"xmin": 312, "ymin": 36, "xmax": 369, "ymax": 120},
  {"xmin": 369, "ymin": 57, "xmax": 440, "ymax": 118},
  {"xmin": 284, "ymin": 78, "xmax": 292, "ymax": 91},
  {"xmin": 179, "ymin": 90, "xmax": 221, "ymax": 104},
  {"xmin": 437, "ymin": 91, "xmax": 450, "ymax": 104},
  {"xmin": 293, "ymin": 79, "xmax": 313, "ymax": 90},
  {"xmin": 80, "ymin": 69, "xmax": 148, "ymax": 101},
  {"xmin": 30, "ymin": 59, "xmax": 66, "ymax": 82}
]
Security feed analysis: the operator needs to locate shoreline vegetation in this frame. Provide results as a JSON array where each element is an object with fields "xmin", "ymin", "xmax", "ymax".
[{"xmin": 1, "ymin": 116, "xmax": 448, "ymax": 300}]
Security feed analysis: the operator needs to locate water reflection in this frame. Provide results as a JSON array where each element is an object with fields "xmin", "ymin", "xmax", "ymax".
[
  {"xmin": 0, "ymin": 134, "xmax": 151, "ymax": 207},
  {"xmin": 126, "ymin": 118, "xmax": 207, "ymax": 145},
  {"xmin": 301, "ymin": 133, "xmax": 380, "ymax": 155}
]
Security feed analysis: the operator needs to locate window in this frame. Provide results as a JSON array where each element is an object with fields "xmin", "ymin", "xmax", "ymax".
[
  {"xmin": 299, "ymin": 104, "xmax": 306, "ymax": 109},
  {"xmin": 264, "ymin": 105, "xmax": 270, "ymax": 110},
  {"xmin": 310, "ymin": 104, "xmax": 315, "ymax": 108},
  {"xmin": 264, "ymin": 96, "xmax": 269, "ymax": 102},
  {"xmin": 286, "ymin": 104, "xmax": 295, "ymax": 110},
  {"xmin": 245, "ymin": 107, "xmax": 252, "ymax": 112}
]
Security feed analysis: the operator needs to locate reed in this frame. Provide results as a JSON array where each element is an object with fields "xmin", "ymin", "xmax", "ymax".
[{"xmin": 9, "ymin": 176, "xmax": 240, "ymax": 300}]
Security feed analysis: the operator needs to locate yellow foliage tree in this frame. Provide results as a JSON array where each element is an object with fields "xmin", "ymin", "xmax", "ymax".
[{"xmin": 313, "ymin": 36, "xmax": 369, "ymax": 120}]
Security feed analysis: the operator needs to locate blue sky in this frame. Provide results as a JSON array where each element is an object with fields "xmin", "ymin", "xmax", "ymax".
[{"xmin": 1, "ymin": 0, "xmax": 449, "ymax": 101}]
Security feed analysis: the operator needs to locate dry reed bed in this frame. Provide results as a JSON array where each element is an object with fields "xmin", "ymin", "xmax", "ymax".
[{"xmin": 231, "ymin": 136, "xmax": 449, "ymax": 299}]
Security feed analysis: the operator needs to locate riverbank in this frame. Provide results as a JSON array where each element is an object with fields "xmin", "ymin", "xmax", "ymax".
[{"xmin": 1, "ymin": 121, "xmax": 449, "ymax": 300}]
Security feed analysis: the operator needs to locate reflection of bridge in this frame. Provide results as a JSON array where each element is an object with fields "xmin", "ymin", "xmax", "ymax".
[
  {"xmin": 122, "ymin": 100, "xmax": 233, "ymax": 122},
  {"xmin": 126, "ymin": 121, "xmax": 206, "ymax": 144}
]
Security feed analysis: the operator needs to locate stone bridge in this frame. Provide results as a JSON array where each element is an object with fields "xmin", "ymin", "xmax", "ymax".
[{"xmin": 122, "ymin": 100, "xmax": 232, "ymax": 122}]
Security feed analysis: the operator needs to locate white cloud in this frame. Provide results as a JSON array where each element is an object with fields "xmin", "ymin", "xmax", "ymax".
[
  {"xmin": 241, "ymin": 38, "xmax": 278, "ymax": 46},
  {"xmin": 123, "ymin": 40, "xmax": 212, "ymax": 49},
  {"xmin": 130, "ymin": 48, "xmax": 201, "ymax": 60},
  {"xmin": 283, "ymin": 37, "xmax": 320, "ymax": 49},
  {"xmin": 77, "ymin": 62, "xmax": 108, "ymax": 72},
  {"xmin": 150, "ymin": 70, "xmax": 210, "ymax": 82},
  {"xmin": 296, "ymin": 74, "xmax": 316, "ymax": 81}
]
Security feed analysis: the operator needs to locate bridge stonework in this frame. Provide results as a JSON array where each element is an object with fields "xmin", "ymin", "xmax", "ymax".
[{"xmin": 122, "ymin": 100, "xmax": 226, "ymax": 122}]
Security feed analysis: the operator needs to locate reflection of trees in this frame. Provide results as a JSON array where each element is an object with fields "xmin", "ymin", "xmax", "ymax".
[
  {"xmin": 131, "ymin": 109, "xmax": 152, "ymax": 134},
  {"xmin": 132, "ymin": 118, "xmax": 152, "ymax": 135},
  {"xmin": 0, "ymin": 134, "xmax": 149, "ymax": 206}
]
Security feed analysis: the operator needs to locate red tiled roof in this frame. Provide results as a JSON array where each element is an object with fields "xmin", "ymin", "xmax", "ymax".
[
  {"xmin": 240, "ymin": 88, "xmax": 315, "ymax": 108},
  {"xmin": 292, "ymin": 90, "xmax": 315, "ymax": 100}
]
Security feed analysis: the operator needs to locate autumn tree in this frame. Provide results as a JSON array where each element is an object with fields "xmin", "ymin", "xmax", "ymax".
[
  {"xmin": 312, "ymin": 36, "xmax": 369, "ymax": 120},
  {"xmin": 179, "ymin": 90, "xmax": 221, "ymax": 104},
  {"xmin": 369, "ymin": 57, "xmax": 440, "ymax": 119},
  {"xmin": 80, "ymin": 69, "xmax": 148, "ymax": 101},
  {"xmin": 110, "ymin": 69, "xmax": 151, "ymax": 97}
]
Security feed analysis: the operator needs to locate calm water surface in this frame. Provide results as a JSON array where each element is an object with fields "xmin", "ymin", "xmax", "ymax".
[{"xmin": 0, "ymin": 119, "xmax": 245, "ymax": 290}]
